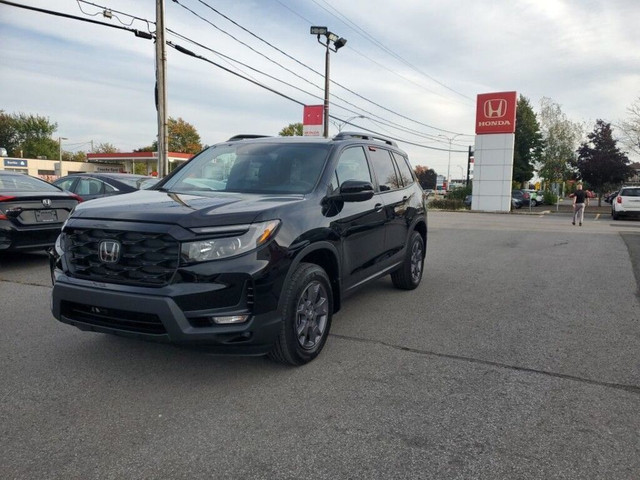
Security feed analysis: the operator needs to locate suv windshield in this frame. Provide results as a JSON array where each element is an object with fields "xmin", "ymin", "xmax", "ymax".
[{"xmin": 162, "ymin": 143, "xmax": 330, "ymax": 194}]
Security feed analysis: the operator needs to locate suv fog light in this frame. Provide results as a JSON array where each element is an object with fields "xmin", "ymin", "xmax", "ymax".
[{"xmin": 211, "ymin": 314, "xmax": 249, "ymax": 324}]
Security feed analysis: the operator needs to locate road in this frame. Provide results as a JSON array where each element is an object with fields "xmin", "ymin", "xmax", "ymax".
[{"xmin": 1, "ymin": 211, "xmax": 639, "ymax": 479}]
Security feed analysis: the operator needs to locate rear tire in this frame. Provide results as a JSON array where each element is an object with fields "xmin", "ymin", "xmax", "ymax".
[
  {"xmin": 391, "ymin": 231, "xmax": 424, "ymax": 290},
  {"xmin": 269, "ymin": 263, "xmax": 333, "ymax": 366}
]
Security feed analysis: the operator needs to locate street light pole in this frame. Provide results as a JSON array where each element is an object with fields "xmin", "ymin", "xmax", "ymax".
[
  {"xmin": 439, "ymin": 133, "xmax": 463, "ymax": 190},
  {"xmin": 336, "ymin": 115, "xmax": 365, "ymax": 132},
  {"xmin": 310, "ymin": 26, "xmax": 347, "ymax": 139},
  {"xmin": 323, "ymin": 40, "xmax": 330, "ymax": 138},
  {"xmin": 58, "ymin": 136, "xmax": 68, "ymax": 177}
]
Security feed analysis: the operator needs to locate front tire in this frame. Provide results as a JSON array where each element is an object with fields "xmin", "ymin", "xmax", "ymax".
[
  {"xmin": 391, "ymin": 231, "xmax": 425, "ymax": 290},
  {"xmin": 269, "ymin": 263, "xmax": 333, "ymax": 366}
]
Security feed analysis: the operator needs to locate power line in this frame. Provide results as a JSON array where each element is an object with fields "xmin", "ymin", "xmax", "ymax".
[
  {"xmin": 178, "ymin": 0, "xmax": 472, "ymax": 136},
  {"xmin": 3, "ymin": 1, "xmax": 471, "ymax": 153},
  {"xmin": 71, "ymin": 0, "xmax": 468, "ymax": 144},
  {"xmin": 309, "ymin": 0, "xmax": 474, "ymax": 101},
  {"xmin": 0, "ymin": 0, "xmax": 152, "ymax": 39}
]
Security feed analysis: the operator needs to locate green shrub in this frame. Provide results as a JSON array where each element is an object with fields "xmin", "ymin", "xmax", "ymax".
[
  {"xmin": 543, "ymin": 191, "xmax": 558, "ymax": 204},
  {"xmin": 446, "ymin": 185, "xmax": 471, "ymax": 201},
  {"xmin": 429, "ymin": 198, "xmax": 466, "ymax": 210}
]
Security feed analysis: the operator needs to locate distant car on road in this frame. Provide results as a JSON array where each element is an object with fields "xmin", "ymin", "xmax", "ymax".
[
  {"xmin": 611, "ymin": 186, "xmax": 640, "ymax": 220},
  {"xmin": 53, "ymin": 173, "xmax": 153, "ymax": 201},
  {"xmin": 0, "ymin": 171, "xmax": 81, "ymax": 252}
]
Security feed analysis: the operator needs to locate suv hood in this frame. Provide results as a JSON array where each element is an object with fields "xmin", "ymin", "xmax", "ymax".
[{"xmin": 69, "ymin": 190, "xmax": 304, "ymax": 228}]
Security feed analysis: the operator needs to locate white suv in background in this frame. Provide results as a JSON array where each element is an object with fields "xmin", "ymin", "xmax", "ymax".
[{"xmin": 611, "ymin": 186, "xmax": 640, "ymax": 220}]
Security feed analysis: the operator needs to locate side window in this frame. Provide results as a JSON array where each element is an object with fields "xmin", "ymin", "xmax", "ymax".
[
  {"xmin": 335, "ymin": 147, "xmax": 372, "ymax": 185},
  {"xmin": 76, "ymin": 178, "xmax": 104, "ymax": 196},
  {"xmin": 104, "ymin": 183, "xmax": 117, "ymax": 193},
  {"xmin": 392, "ymin": 152, "xmax": 414, "ymax": 187},
  {"xmin": 55, "ymin": 178, "xmax": 76, "ymax": 191},
  {"xmin": 368, "ymin": 147, "xmax": 400, "ymax": 191}
]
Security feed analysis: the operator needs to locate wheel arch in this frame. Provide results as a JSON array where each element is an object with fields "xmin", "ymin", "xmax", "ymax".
[{"xmin": 279, "ymin": 241, "xmax": 342, "ymax": 314}]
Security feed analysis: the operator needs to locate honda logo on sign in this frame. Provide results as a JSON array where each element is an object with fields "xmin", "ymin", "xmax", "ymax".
[
  {"xmin": 98, "ymin": 240, "xmax": 121, "ymax": 264},
  {"xmin": 484, "ymin": 99, "xmax": 507, "ymax": 118},
  {"xmin": 476, "ymin": 92, "xmax": 517, "ymax": 134}
]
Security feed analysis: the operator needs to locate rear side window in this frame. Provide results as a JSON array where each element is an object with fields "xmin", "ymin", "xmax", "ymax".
[
  {"xmin": 368, "ymin": 147, "xmax": 400, "ymax": 191},
  {"xmin": 392, "ymin": 152, "xmax": 414, "ymax": 187}
]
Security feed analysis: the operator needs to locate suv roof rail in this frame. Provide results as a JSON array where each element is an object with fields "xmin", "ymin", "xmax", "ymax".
[
  {"xmin": 333, "ymin": 131, "xmax": 398, "ymax": 147},
  {"xmin": 226, "ymin": 134, "xmax": 271, "ymax": 141}
]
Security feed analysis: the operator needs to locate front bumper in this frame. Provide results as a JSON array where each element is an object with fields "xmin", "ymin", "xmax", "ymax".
[{"xmin": 51, "ymin": 275, "xmax": 283, "ymax": 355}]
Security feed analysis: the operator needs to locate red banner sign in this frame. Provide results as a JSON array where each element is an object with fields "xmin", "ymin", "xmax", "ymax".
[
  {"xmin": 475, "ymin": 91, "xmax": 517, "ymax": 134},
  {"xmin": 303, "ymin": 105, "xmax": 323, "ymax": 137}
]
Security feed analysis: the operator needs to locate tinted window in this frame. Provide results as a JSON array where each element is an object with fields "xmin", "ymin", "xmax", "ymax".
[
  {"xmin": 55, "ymin": 178, "xmax": 77, "ymax": 191},
  {"xmin": 368, "ymin": 147, "xmax": 400, "ymax": 191},
  {"xmin": 76, "ymin": 178, "xmax": 104, "ymax": 196},
  {"xmin": 335, "ymin": 147, "xmax": 372, "ymax": 184},
  {"xmin": 392, "ymin": 152, "xmax": 414, "ymax": 187}
]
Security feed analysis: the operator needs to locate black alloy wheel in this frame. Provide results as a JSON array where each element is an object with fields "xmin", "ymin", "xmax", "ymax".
[
  {"xmin": 391, "ymin": 231, "xmax": 424, "ymax": 290},
  {"xmin": 269, "ymin": 263, "xmax": 333, "ymax": 365}
]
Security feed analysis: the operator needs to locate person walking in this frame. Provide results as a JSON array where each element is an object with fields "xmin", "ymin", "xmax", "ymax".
[{"xmin": 572, "ymin": 183, "xmax": 589, "ymax": 226}]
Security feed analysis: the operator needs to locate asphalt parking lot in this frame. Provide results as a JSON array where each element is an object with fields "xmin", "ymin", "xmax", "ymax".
[{"xmin": 1, "ymin": 211, "xmax": 639, "ymax": 479}]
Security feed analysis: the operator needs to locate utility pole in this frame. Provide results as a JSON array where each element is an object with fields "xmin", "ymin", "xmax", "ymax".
[{"xmin": 155, "ymin": 0, "xmax": 168, "ymax": 177}]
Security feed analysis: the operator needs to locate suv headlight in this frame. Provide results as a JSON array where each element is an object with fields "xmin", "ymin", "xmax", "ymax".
[{"xmin": 181, "ymin": 219, "xmax": 280, "ymax": 263}]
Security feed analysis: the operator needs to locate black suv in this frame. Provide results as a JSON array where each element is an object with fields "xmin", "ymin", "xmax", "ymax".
[{"xmin": 50, "ymin": 132, "xmax": 428, "ymax": 365}]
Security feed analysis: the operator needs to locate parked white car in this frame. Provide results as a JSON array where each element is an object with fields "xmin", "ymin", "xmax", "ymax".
[{"xmin": 611, "ymin": 186, "xmax": 640, "ymax": 220}]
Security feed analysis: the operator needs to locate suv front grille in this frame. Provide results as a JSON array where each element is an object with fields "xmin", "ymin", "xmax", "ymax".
[{"xmin": 65, "ymin": 228, "xmax": 179, "ymax": 286}]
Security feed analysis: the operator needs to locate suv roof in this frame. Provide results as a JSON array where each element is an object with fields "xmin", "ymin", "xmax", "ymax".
[{"xmin": 224, "ymin": 131, "xmax": 400, "ymax": 149}]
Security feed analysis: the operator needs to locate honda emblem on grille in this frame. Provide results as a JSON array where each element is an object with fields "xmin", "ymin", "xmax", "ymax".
[
  {"xmin": 42, "ymin": 198, "xmax": 52, "ymax": 207},
  {"xmin": 98, "ymin": 240, "xmax": 121, "ymax": 263}
]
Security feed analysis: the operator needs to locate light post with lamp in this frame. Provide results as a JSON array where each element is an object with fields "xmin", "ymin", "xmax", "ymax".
[
  {"xmin": 310, "ymin": 26, "xmax": 347, "ymax": 138},
  {"xmin": 334, "ymin": 114, "xmax": 365, "ymax": 132},
  {"xmin": 58, "ymin": 136, "xmax": 68, "ymax": 177},
  {"xmin": 438, "ymin": 133, "xmax": 463, "ymax": 191}
]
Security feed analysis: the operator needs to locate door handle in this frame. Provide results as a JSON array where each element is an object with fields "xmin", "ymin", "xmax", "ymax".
[{"xmin": 374, "ymin": 203, "xmax": 383, "ymax": 211}]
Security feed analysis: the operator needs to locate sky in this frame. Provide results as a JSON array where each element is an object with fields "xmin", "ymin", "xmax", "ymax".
[{"xmin": 1, "ymin": 0, "xmax": 639, "ymax": 179}]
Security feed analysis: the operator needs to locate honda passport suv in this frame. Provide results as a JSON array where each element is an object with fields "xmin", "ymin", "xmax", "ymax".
[{"xmin": 50, "ymin": 132, "xmax": 427, "ymax": 365}]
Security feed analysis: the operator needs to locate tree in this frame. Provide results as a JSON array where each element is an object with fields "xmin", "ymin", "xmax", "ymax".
[
  {"xmin": 537, "ymin": 97, "xmax": 583, "ymax": 195},
  {"xmin": 0, "ymin": 111, "xmax": 59, "ymax": 158},
  {"xmin": 0, "ymin": 110, "xmax": 19, "ymax": 155},
  {"xmin": 93, "ymin": 142, "xmax": 118, "ymax": 153},
  {"xmin": 513, "ymin": 95, "xmax": 543, "ymax": 186},
  {"xmin": 618, "ymin": 96, "xmax": 640, "ymax": 156},
  {"xmin": 414, "ymin": 165, "xmax": 437, "ymax": 189},
  {"xmin": 279, "ymin": 123, "xmax": 303, "ymax": 136},
  {"xmin": 576, "ymin": 120, "xmax": 633, "ymax": 205},
  {"xmin": 137, "ymin": 117, "xmax": 202, "ymax": 154}
]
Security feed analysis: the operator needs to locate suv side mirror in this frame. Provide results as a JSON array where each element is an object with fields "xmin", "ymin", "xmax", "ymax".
[{"xmin": 339, "ymin": 180, "xmax": 374, "ymax": 202}]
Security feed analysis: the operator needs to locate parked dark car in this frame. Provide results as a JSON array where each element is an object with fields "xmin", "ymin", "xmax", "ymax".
[
  {"xmin": 0, "ymin": 171, "xmax": 81, "ymax": 252},
  {"xmin": 50, "ymin": 132, "xmax": 428, "ymax": 365},
  {"xmin": 53, "ymin": 173, "xmax": 153, "ymax": 201},
  {"xmin": 604, "ymin": 190, "xmax": 619, "ymax": 204},
  {"xmin": 511, "ymin": 189, "xmax": 531, "ymax": 207}
]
